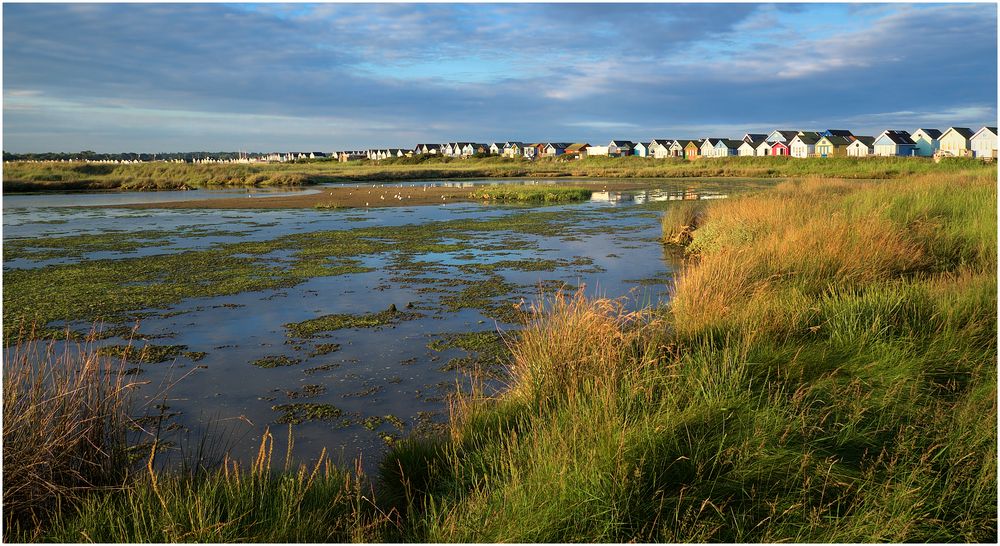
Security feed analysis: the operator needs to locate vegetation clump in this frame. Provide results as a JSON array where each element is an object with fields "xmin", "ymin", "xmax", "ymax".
[
  {"xmin": 251, "ymin": 355, "xmax": 301, "ymax": 368},
  {"xmin": 272, "ymin": 403, "xmax": 343, "ymax": 425},
  {"xmin": 96, "ymin": 343, "xmax": 188, "ymax": 363},
  {"xmin": 471, "ymin": 185, "xmax": 592, "ymax": 203},
  {"xmin": 285, "ymin": 308, "xmax": 421, "ymax": 338}
]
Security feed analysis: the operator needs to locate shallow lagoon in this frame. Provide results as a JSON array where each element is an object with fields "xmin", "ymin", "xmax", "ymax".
[{"xmin": 3, "ymin": 179, "xmax": 748, "ymax": 471}]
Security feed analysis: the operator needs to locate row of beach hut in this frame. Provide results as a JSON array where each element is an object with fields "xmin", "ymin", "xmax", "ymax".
[{"xmin": 347, "ymin": 127, "xmax": 997, "ymax": 162}]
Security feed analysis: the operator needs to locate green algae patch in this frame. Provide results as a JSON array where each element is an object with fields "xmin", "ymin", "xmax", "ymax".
[
  {"xmin": 252, "ymin": 355, "xmax": 301, "ymax": 368},
  {"xmin": 271, "ymin": 403, "xmax": 343, "ymax": 425},
  {"xmin": 308, "ymin": 343, "xmax": 342, "ymax": 357},
  {"xmin": 285, "ymin": 384, "xmax": 327, "ymax": 399},
  {"xmin": 428, "ymin": 330, "xmax": 513, "ymax": 377},
  {"xmin": 284, "ymin": 308, "xmax": 421, "ymax": 338},
  {"xmin": 470, "ymin": 186, "xmax": 593, "ymax": 203},
  {"xmin": 96, "ymin": 344, "xmax": 188, "ymax": 363}
]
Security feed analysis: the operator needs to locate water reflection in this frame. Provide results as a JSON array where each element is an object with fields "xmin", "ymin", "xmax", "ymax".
[{"xmin": 590, "ymin": 188, "xmax": 729, "ymax": 203}]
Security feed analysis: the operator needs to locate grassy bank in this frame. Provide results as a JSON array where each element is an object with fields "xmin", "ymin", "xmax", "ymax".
[
  {"xmin": 378, "ymin": 170, "xmax": 997, "ymax": 541},
  {"xmin": 7, "ymin": 169, "xmax": 996, "ymax": 541},
  {"xmin": 4, "ymin": 155, "xmax": 993, "ymax": 192}
]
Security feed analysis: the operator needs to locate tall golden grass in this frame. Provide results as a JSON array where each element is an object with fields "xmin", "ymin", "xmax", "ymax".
[{"xmin": 2, "ymin": 332, "xmax": 138, "ymax": 537}]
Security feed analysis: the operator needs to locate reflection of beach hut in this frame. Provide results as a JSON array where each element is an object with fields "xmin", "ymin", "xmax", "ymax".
[{"xmin": 847, "ymin": 136, "xmax": 874, "ymax": 157}]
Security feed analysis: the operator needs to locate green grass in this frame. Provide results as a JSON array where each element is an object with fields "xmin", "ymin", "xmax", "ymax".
[
  {"xmin": 470, "ymin": 185, "xmax": 593, "ymax": 202},
  {"xmin": 377, "ymin": 169, "xmax": 997, "ymax": 542},
  {"xmin": 21, "ymin": 430, "xmax": 382, "ymax": 542},
  {"xmin": 4, "ymin": 155, "xmax": 994, "ymax": 191}
]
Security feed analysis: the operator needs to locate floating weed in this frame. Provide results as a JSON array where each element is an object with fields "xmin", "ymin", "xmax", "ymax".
[
  {"xmin": 308, "ymin": 343, "xmax": 342, "ymax": 357},
  {"xmin": 95, "ymin": 343, "xmax": 188, "ymax": 364},
  {"xmin": 285, "ymin": 384, "xmax": 327, "ymax": 399},
  {"xmin": 271, "ymin": 403, "xmax": 343, "ymax": 425},
  {"xmin": 285, "ymin": 307, "xmax": 421, "ymax": 338},
  {"xmin": 252, "ymin": 355, "xmax": 301, "ymax": 368}
]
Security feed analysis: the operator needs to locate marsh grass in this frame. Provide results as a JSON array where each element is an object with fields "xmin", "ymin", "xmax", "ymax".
[
  {"xmin": 5, "ymin": 156, "xmax": 994, "ymax": 192},
  {"xmin": 470, "ymin": 186, "xmax": 593, "ymax": 202},
  {"xmin": 379, "ymin": 170, "xmax": 997, "ymax": 542},
  {"xmin": 33, "ymin": 428, "xmax": 385, "ymax": 542},
  {"xmin": 2, "ymin": 332, "xmax": 138, "ymax": 539}
]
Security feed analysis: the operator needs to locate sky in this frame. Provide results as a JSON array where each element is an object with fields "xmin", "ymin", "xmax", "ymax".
[{"xmin": 2, "ymin": 2, "xmax": 997, "ymax": 153}]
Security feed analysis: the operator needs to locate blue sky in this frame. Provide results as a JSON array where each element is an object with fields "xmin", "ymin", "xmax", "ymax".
[{"xmin": 3, "ymin": 2, "xmax": 997, "ymax": 152}]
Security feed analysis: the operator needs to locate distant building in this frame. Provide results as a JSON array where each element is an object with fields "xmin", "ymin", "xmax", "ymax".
[
  {"xmin": 970, "ymin": 126, "xmax": 998, "ymax": 159},
  {"xmin": 939, "ymin": 127, "xmax": 975, "ymax": 157},
  {"xmin": 847, "ymin": 136, "xmax": 875, "ymax": 157},
  {"xmin": 789, "ymin": 133, "xmax": 820, "ymax": 158},
  {"xmin": 608, "ymin": 140, "xmax": 635, "ymax": 157},
  {"xmin": 873, "ymin": 130, "xmax": 916, "ymax": 156},
  {"xmin": 815, "ymin": 135, "xmax": 853, "ymax": 157},
  {"xmin": 911, "ymin": 129, "xmax": 942, "ymax": 157},
  {"xmin": 770, "ymin": 141, "xmax": 790, "ymax": 156},
  {"xmin": 766, "ymin": 130, "xmax": 799, "ymax": 143}
]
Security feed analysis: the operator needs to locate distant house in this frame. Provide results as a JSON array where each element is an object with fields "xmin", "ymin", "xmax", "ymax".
[
  {"xmin": 754, "ymin": 139, "xmax": 773, "ymax": 156},
  {"xmin": 822, "ymin": 129, "xmax": 854, "ymax": 138},
  {"xmin": 585, "ymin": 145, "xmax": 609, "ymax": 157},
  {"xmin": 939, "ymin": 127, "xmax": 975, "ymax": 157},
  {"xmin": 789, "ymin": 134, "xmax": 820, "ymax": 158},
  {"xmin": 488, "ymin": 142, "xmax": 504, "ymax": 155},
  {"xmin": 522, "ymin": 143, "xmax": 541, "ymax": 159},
  {"xmin": 911, "ymin": 129, "xmax": 942, "ymax": 157},
  {"xmin": 847, "ymin": 136, "xmax": 875, "ymax": 157},
  {"xmin": 700, "ymin": 138, "xmax": 721, "ymax": 158},
  {"xmin": 465, "ymin": 143, "xmax": 488, "ymax": 156},
  {"xmin": 539, "ymin": 142, "xmax": 570, "ymax": 157},
  {"xmin": 739, "ymin": 138, "xmax": 765, "ymax": 156},
  {"xmin": 633, "ymin": 142, "xmax": 648, "ymax": 157},
  {"xmin": 684, "ymin": 140, "xmax": 703, "ymax": 160},
  {"xmin": 714, "ymin": 139, "xmax": 742, "ymax": 157},
  {"xmin": 647, "ymin": 139, "xmax": 672, "ymax": 159},
  {"xmin": 337, "ymin": 150, "xmax": 367, "ymax": 162},
  {"xmin": 608, "ymin": 140, "xmax": 635, "ymax": 157},
  {"xmin": 564, "ymin": 143, "xmax": 590, "ymax": 158},
  {"xmin": 502, "ymin": 142, "xmax": 525, "ymax": 158},
  {"xmin": 742, "ymin": 133, "xmax": 767, "ymax": 143},
  {"xmin": 770, "ymin": 141, "xmax": 790, "ymax": 156},
  {"xmin": 766, "ymin": 130, "xmax": 799, "ymax": 143},
  {"xmin": 971, "ymin": 126, "xmax": 998, "ymax": 159},
  {"xmin": 414, "ymin": 143, "xmax": 440, "ymax": 155},
  {"xmin": 668, "ymin": 140, "xmax": 688, "ymax": 158},
  {"xmin": 873, "ymin": 130, "xmax": 916, "ymax": 156},
  {"xmin": 815, "ymin": 135, "xmax": 853, "ymax": 157}
]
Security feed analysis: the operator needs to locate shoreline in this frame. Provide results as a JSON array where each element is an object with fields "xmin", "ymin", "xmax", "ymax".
[{"xmin": 108, "ymin": 180, "xmax": 689, "ymax": 209}]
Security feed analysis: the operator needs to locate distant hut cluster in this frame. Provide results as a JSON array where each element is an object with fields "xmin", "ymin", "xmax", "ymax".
[{"xmin": 340, "ymin": 127, "xmax": 996, "ymax": 163}]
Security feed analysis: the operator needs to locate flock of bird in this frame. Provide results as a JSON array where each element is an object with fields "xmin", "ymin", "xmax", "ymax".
[{"xmin": 323, "ymin": 183, "xmax": 449, "ymax": 208}]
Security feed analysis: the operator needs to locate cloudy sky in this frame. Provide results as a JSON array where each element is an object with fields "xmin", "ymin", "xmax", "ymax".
[{"xmin": 3, "ymin": 2, "xmax": 997, "ymax": 152}]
